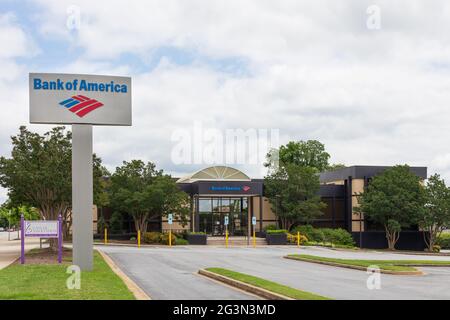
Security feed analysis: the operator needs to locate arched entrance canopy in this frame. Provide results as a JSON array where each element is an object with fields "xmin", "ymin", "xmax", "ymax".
[{"xmin": 176, "ymin": 166, "xmax": 251, "ymax": 183}]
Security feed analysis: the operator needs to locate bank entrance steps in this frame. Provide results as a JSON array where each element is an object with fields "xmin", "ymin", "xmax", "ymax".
[{"xmin": 206, "ymin": 236, "xmax": 267, "ymax": 246}]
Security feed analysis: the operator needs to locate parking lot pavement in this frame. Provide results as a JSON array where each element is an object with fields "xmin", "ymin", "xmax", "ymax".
[{"xmin": 98, "ymin": 245, "xmax": 450, "ymax": 300}]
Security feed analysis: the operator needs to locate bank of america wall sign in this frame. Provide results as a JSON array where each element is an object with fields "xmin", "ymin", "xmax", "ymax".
[
  {"xmin": 59, "ymin": 95, "xmax": 104, "ymax": 118},
  {"xmin": 29, "ymin": 73, "xmax": 132, "ymax": 126},
  {"xmin": 210, "ymin": 185, "xmax": 251, "ymax": 192}
]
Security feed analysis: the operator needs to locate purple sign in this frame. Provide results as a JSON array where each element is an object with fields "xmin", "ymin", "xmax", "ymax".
[{"xmin": 21, "ymin": 215, "xmax": 62, "ymax": 264}]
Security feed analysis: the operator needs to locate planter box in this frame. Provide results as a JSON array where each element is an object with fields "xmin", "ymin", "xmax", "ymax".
[
  {"xmin": 187, "ymin": 234, "xmax": 207, "ymax": 245},
  {"xmin": 266, "ymin": 233, "xmax": 287, "ymax": 245}
]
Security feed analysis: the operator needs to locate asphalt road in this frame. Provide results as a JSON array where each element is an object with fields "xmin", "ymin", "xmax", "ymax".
[{"xmin": 99, "ymin": 245, "xmax": 450, "ymax": 300}]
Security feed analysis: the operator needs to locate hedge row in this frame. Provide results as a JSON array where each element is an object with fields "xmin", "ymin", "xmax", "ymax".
[{"xmin": 143, "ymin": 232, "xmax": 188, "ymax": 245}]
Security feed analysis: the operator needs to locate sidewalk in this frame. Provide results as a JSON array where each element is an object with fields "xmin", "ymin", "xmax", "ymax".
[{"xmin": 0, "ymin": 231, "xmax": 41, "ymax": 269}]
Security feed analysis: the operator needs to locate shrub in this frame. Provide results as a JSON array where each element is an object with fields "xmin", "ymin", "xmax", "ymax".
[
  {"xmin": 175, "ymin": 237, "xmax": 189, "ymax": 245},
  {"xmin": 130, "ymin": 237, "xmax": 136, "ymax": 241},
  {"xmin": 287, "ymin": 233, "xmax": 308, "ymax": 244},
  {"xmin": 189, "ymin": 231, "xmax": 206, "ymax": 235},
  {"xmin": 437, "ymin": 233, "xmax": 450, "ymax": 249},
  {"xmin": 266, "ymin": 229, "xmax": 288, "ymax": 234},
  {"xmin": 292, "ymin": 225, "xmax": 324, "ymax": 242},
  {"xmin": 263, "ymin": 224, "xmax": 278, "ymax": 231},
  {"xmin": 433, "ymin": 245, "xmax": 441, "ymax": 253},
  {"xmin": 322, "ymin": 228, "xmax": 355, "ymax": 246},
  {"xmin": 292, "ymin": 225, "xmax": 355, "ymax": 247},
  {"xmin": 143, "ymin": 232, "xmax": 161, "ymax": 244},
  {"xmin": 160, "ymin": 232, "xmax": 177, "ymax": 245}
]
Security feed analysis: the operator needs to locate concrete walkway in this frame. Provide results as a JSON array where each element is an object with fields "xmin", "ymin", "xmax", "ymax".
[{"xmin": 0, "ymin": 231, "xmax": 41, "ymax": 269}]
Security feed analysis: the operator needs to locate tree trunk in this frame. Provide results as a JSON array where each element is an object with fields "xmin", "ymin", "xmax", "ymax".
[
  {"xmin": 385, "ymin": 226, "xmax": 399, "ymax": 250},
  {"xmin": 133, "ymin": 214, "xmax": 148, "ymax": 234}
]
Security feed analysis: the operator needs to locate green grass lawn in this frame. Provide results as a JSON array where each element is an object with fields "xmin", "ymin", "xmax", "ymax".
[
  {"xmin": 287, "ymin": 254, "xmax": 450, "ymax": 272},
  {"xmin": 0, "ymin": 250, "xmax": 135, "ymax": 300},
  {"xmin": 205, "ymin": 267, "xmax": 330, "ymax": 300}
]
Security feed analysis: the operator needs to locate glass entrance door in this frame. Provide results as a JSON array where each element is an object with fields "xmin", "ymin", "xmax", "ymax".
[{"xmin": 197, "ymin": 197, "xmax": 248, "ymax": 236}]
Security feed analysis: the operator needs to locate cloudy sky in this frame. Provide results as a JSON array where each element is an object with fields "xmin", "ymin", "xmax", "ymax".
[{"xmin": 1, "ymin": 0, "xmax": 450, "ymax": 203}]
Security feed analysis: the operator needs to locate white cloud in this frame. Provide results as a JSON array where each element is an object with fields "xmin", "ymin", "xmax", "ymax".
[{"xmin": 3, "ymin": 1, "xmax": 450, "ymax": 203}]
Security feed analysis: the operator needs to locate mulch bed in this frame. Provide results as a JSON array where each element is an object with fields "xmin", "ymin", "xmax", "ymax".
[{"xmin": 14, "ymin": 247, "xmax": 72, "ymax": 265}]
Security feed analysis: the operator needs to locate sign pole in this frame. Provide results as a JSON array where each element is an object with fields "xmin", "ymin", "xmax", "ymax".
[
  {"xmin": 72, "ymin": 124, "xmax": 93, "ymax": 271},
  {"xmin": 168, "ymin": 213, "xmax": 173, "ymax": 247},
  {"xmin": 58, "ymin": 214, "xmax": 62, "ymax": 263},
  {"xmin": 20, "ymin": 214, "xmax": 24, "ymax": 264}
]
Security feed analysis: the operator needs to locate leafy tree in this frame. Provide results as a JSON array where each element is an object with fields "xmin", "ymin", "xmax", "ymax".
[
  {"xmin": 110, "ymin": 160, "xmax": 190, "ymax": 233},
  {"xmin": 109, "ymin": 211, "xmax": 123, "ymax": 234},
  {"xmin": 420, "ymin": 174, "xmax": 450, "ymax": 251},
  {"xmin": 264, "ymin": 164, "xmax": 325, "ymax": 230},
  {"xmin": 265, "ymin": 140, "xmax": 343, "ymax": 173},
  {"xmin": 0, "ymin": 202, "xmax": 39, "ymax": 230},
  {"xmin": 355, "ymin": 165, "xmax": 426, "ymax": 250},
  {"xmin": 326, "ymin": 163, "xmax": 346, "ymax": 171},
  {"xmin": 0, "ymin": 126, "xmax": 108, "ymax": 245},
  {"xmin": 97, "ymin": 214, "xmax": 109, "ymax": 234}
]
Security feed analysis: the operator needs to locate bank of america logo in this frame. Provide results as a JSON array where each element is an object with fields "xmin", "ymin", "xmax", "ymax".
[
  {"xmin": 59, "ymin": 95, "xmax": 104, "ymax": 117},
  {"xmin": 242, "ymin": 186, "xmax": 251, "ymax": 192}
]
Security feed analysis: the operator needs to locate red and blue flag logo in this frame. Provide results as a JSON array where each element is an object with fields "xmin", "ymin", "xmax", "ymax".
[{"xmin": 59, "ymin": 95, "xmax": 104, "ymax": 117}]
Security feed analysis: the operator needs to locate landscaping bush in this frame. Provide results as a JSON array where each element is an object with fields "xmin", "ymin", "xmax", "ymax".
[
  {"xmin": 143, "ymin": 231, "xmax": 178, "ymax": 245},
  {"xmin": 287, "ymin": 233, "xmax": 308, "ymax": 244},
  {"xmin": 263, "ymin": 224, "xmax": 278, "ymax": 231},
  {"xmin": 433, "ymin": 245, "xmax": 441, "ymax": 253},
  {"xmin": 437, "ymin": 233, "xmax": 450, "ymax": 249},
  {"xmin": 160, "ymin": 232, "xmax": 177, "ymax": 245},
  {"xmin": 266, "ymin": 229, "xmax": 288, "ymax": 234},
  {"xmin": 291, "ymin": 225, "xmax": 355, "ymax": 247},
  {"xmin": 175, "ymin": 237, "xmax": 189, "ymax": 245},
  {"xmin": 322, "ymin": 228, "xmax": 355, "ymax": 246},
  {"xmin": 292, "ymin": 225, "xmax": 324, "ymax": 242},
  {"xmin": 143, "ymin": 232, "xmax": 161, "ymax": 244}
]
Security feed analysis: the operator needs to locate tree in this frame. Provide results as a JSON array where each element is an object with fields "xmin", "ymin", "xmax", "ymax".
[
  {"xmin": 326, "ymin": 163, "xmax": 346, "ymax": 171},
  {"xmin": 265, "ymin": 140, "xmax": 343, "ymax": 173},
  {"xmin": 0, "ymin": 126, "xmax": 107, "ymax": 247},
  {"xmin": 109, "ymin": 211, "xmax": 123, "ymax": 234},
  {"xmin": 110, "ymin": 160, "xmax": 190, "ymax": 233},
  {"xmin": 264, "ymin": 164, "xmax": 325, "ymax": 230},
  {"xmin": 420, "ymin": 174, "xmax": 450, "ymax": 251},
  {"xmin": 355, "ymin": 165, "xmax": 425, "ymax": 250}
]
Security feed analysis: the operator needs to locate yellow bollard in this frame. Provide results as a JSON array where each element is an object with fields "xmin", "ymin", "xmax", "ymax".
[
  {"xmin": 253, "ymin": 230, "xmax": 256, "ymax": 248},
  {"xmin": 226, "ymin": 229, "xmax": 228, "ymax": 247},
  {"xmin": 138, "ymin": 230, "xmax": 141, "ymax": 248},
  {"xmin": 104, "ymin": 228, "xmax": 107, "ymax": 245},
  {"xmin": 297, "ymin": 231, "xmax": 300, "ymax": 247},
  {"xmin": 169, "ymin": 230, "xmax": 172, "ymax": 247}
]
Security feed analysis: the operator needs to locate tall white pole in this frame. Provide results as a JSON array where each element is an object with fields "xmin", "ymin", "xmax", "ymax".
[{"xmin": 72, "ymin": 124, "xmax": 93, "ymax": 271}]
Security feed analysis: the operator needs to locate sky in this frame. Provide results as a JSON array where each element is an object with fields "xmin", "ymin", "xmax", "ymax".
[{"xmin": 1, "ymin": 0, "xmax": 450, "ymax": 203}]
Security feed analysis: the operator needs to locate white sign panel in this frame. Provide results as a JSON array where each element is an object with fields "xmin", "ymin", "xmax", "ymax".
[
  {"xmin": 25, "ymin": 220, "xmax": 59, "ymax": 238},
  {"xmin": 168, "ymin": 214, "xmax": 173, "ymax": 225},
  {"xmin": 224, "ymin": 215, "xmax": 229, "ymax": 225},
  {"xmin": 29, "ymin": 73, "xmax": 132, "ymax": 126},
  {"xmin": 252, "ymin": 216, "xmax": 256, "ymax": 225}
]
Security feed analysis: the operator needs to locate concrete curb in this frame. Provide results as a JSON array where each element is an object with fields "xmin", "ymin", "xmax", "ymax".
[
  {"xmin": 198, "ymin": 269, "xmax": 293, "ymax": 300},
  {"xmin": 284, "ymin": 256, "xmax": 425, "ymax": 276},
  {"xmin": 98, "ymin": 250, "xmax": 151, "ymax": 300}
]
